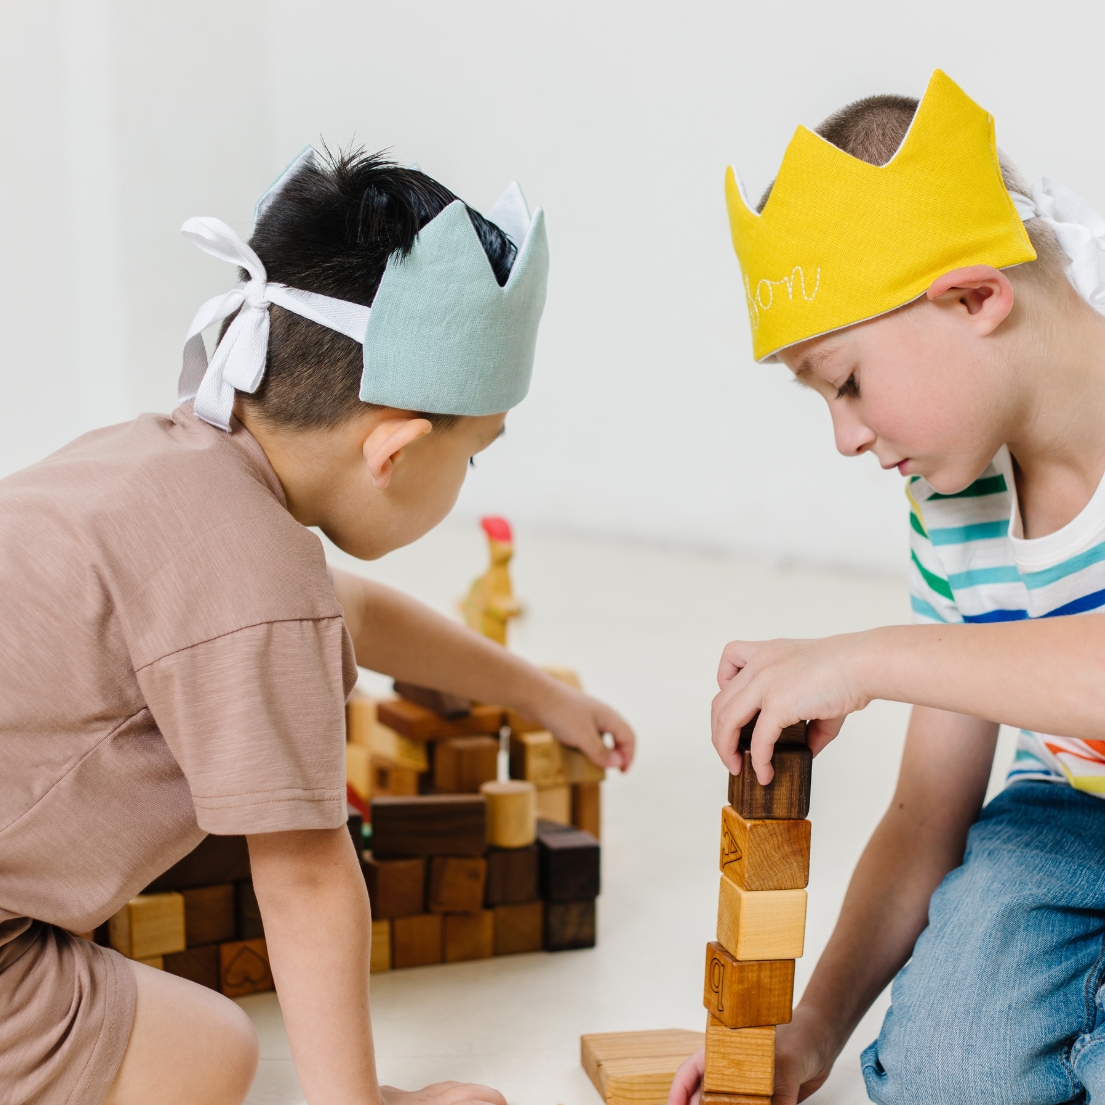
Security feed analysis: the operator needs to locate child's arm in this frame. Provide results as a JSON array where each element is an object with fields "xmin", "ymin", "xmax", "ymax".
[
  {"xmin": 711, "ymin": 615, "xmax": 1105, "ymax": 782},
  {"xmin": 248, "ymin": 827, "xmax": 506, "ymax": 1105},
  {"xmin": 331, "ymin": 567, "xmax": 634, "ymax": 769}
]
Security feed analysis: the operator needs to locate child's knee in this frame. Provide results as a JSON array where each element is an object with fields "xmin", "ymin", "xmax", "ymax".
[{"xmin": 214, "ymin": 996, "xmax": 260, "ymax": 1092}]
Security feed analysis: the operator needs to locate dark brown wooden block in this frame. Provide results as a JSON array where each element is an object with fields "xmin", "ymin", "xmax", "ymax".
[
  {"xmin": 720, "ymin": 807, "xmax": 810, "ymax": 891},
  {"xmin": 485, "ymin": 845, "xmax": 539, "ymax": 905},
  {"xmin": 144, "ymin": 835, "xmax": 250, "ymax": 893},
  {"xmin": 545, "ymin": 898, "xmax": 596, "ymax": 951},
  {"xmin": 219, "ymin": 938, "xmax": 273, "ymax": 997},
  {"xmin": 433, "ymin": 736, "xmax": 500, "ymax": 793},
  {"xmin": 347, "ymin": 805, "xmax": 364, "ymax": 852},
  {"xmin": 182, "ymin": 884, "xmax": 236, "ymax": 947},
  {"xmin": 443, "ymin": 910, "xmax": 495, "ymax": 961},
  {"xmin": 234, "ymin": 881, "xmax": 264, "ymax": 940},
  {"xmin": 728, "ymin": 720, "xmax": 811, "ymax": 820},
  {"xmin": 392, "ymin": 913, "xmax": 443, "ymax": 968},
  {"xmin": 703, "ymin": 940, "xmax": 794, "ymax": 1028},
  {"xmin": 493, "ymin": 900, "xmax": 544, "ymax": 955},
  {"xmin": 427, "ymin": 856, "xmax": 487, "ymax": 913},
  {"xmin": 538, "ymin": 824, "xmax": 600, "ymax": 901},
  {"xmin": 163, "ymin": 944, "xmax": 220, "ymax": 991},
  {"xmin": 362, "ymin": 855, "xmax": 426, "ymax": 918},
  {"xmin": 377, "ymin": 699, "xmax": 504, "ymax": 741},
  {"xmin": 393, "ymin": 681, "xmax": 473, "ymax": 718},
  {"xmin": 370, "ymin": 795, "xmax": 486, "ymax": 858}
]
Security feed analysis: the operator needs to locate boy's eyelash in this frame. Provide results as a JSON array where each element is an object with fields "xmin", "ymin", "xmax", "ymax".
[{"xmin": 836, "ymin": 373, "xmax": 859, "ymax": 399}]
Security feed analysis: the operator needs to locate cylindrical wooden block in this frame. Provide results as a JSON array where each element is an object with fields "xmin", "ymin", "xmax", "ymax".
[{"xmin": 480, "ymin": 780, "xmax": 537, "ymax": 847}]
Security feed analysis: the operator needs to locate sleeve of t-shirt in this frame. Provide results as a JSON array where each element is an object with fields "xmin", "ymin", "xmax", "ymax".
[
  {"xmin": 135, "ymin": 616, "xmax": 357, "ymax": 834},
  {"xmin": 907, "ymin": 479, "xmax": 963, "ymax": 626}
]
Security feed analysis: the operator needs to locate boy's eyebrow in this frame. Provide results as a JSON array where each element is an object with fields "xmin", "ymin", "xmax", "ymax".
[{"xmin": 793, "ymin": 347, "xmax": 837, "ymax": 386}]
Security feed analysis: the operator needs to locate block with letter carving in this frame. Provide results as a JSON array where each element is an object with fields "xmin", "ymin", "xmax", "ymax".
[
  {"xmin": 703, "ymin": 940, "xmax": 793, "ymax": 1028},
  {"xmin": 720, "ymin": 807, "xmax": 810, "ymax": 891}
]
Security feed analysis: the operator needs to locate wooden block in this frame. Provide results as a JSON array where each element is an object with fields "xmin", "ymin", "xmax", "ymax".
[
  {"xmin": 182, "ymin": 884, "xmax": 236, "ymax": 947},
  {"xmin": 378, "ymin": 698, "xmax": 504, "ymax": 741},
  {"xmin": 347, "ymin": 805, "xmax": 364, "ymax": 853},
  {"xmin": 545, "ymin": 899, "xmax": 596, "ymax": 951},
  {"xmin": 538, "ymin": 824, "xmax": 600, "ymax": 901},
  {"xmin": 504, "ymin": 709, "xmax": 547, "ymax": 734},
  {"xmin": 434, "ymin": 736, "xmax": 500, "ymax": 793},
  {"xmin": 703, "ymin": 1015, "xmax": 774, "ymax": 1096},
  {"xmin": 219, "ymin": 938, "xmax": 274, "ymax": 997},
  {"xmin": 393, "ymin": 681, "xmax": 473, "ymax": 718},
  {"xmin": 717, "ymin": 876, "xmax": 806, "ymax": 961},
  {"xmin": 370, "ymin": 795, "xmax": 486, "ymax": 858},
  {"xmin": 703, "ymin": 941, "xmax": 794, "ymax": 1028},
  {"xmin": 510, "ymin": 731, "xmax": 606, "ymax": 788},
  {"xmin": 372, "ymin": 760, "xmax": 420, "ymax": 796},
  {"xmin": 370, "ymin": 918, "xmax": 392, "ymax": 973},
  {"xmin": 729, "ymin": 721, "xmax": 811, "ymax": 820},
  {"xmin": 235, "ymin": 881, "xmax": 264, "ymax": 940},
  {"xmin": 427, "ymin": 856, "xmax": 487, "ymax": 913},
  {"xmin": 572, "ymin": 781, "xmax": 602, "ymax": 838},
  {"xmin": 392, "ymin": 913, "xmax": 444, "ymax": 968},
  {"xmin": 443, "ymin": 910, "xmax": 495, "ymax": 961},
  {"xmin": 163, "ymin": 944, "xmax": 220, "ymax": 991},
  {"xmin": 144, "ymin": 835, "xmax": 251, "ymax": 893},
  {"xmin": 347, "ymin": 742, "xmax": 373, "ymax": 802},
  {"xmin": 370, "ymin": 726, "xmax": 429, "ymax": 773},
  {"xmin": 136, "ymin": 955, "xmax": 164, "ymax": 969},
  {"xmin": 720, "ymin": 807, "xmax": 810, "ymax": 891},
  {"xmin": 361, "ymin": 855, "xmax": 426, "ymax": 918},
  {"xmin": 536, "ymin": 784, "xmax": 572, "ymax": 825},
  {"xmin": 701, "ymin": 1093, "xmax": 772, "ymax": 1104},
  {"xmin": 481, "ymin": 780, "xmax": 537, "ymax": 847},
  {"xmin": 346, "ymin": 690, "xmax": 381, "ymax": 745},
  {"xmin": 109, "ymin": 892, "xmax": 186, "ymax": 959},
  {"xmin": 492, "ymin": 900, "xmax": 544, "ymax": 955},
  {"xmin": 485, "ymin": 844, "xmax": 539, "ymax": 905},
  {"xmin": 581, "ymin": 1029, "xmax": 705, "ymax": 1104}
]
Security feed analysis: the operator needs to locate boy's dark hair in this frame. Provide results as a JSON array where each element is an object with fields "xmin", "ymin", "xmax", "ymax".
[{"xmin": 234, "ymin": 148, "xmax": 519, "ymax": 431}]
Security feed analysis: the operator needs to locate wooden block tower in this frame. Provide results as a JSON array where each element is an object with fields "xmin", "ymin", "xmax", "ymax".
[{"xmin": 702, "ymin": 718, "xmax": 812, "ymax": 1103}]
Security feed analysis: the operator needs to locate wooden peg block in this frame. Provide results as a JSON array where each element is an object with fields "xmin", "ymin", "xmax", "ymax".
[
  {"xmin": 703, "ymin": 1015, "xmax": 774, "ymax": 1096},
  {"xmin": 544, "ymin": 899, "xmax": 596, "ymax": 950},
  {"xmin": 581, "ymin": 1029, "xmax": 705, "ymax": 1104},
  {"xmin": 717, "ymin": 877, "xmax": 806, "ymax": 961},
  {"xmin": 729, "ymin": 721, "xmax": 811, "ymax": 820},
  {"xmin": 372, "ymin": 760, "xmax": 420, "ymax": 797},
  {"xmin": 720, "ymin": 807, "xmax": 810, "ymax": 891},
  {"xmin": 370, "ymin": 918, "xmax": 391, "ymax": 973},
  {"xmin": 538, "ymin": 824, "xmax": 600, "ymax": 901},
  {"xmin": 485, "ymin": 844, "xmax": 539, "ymax": 905},
  {"xmin": 182, "ymin": 884, "xmax": 236, "ymax": 947},
  {"xmin": 163, "ymin": 944, "xmax": 220, "ymax": 991},
  {"xmin": 443, "ymin": 910, "xmax": 495, "ymax": 961},
  {"xmin": 572, "ymin": 781, "xmax": 602, "ymax": 838},
  {"xmin": 109, "ymin": 892, "xmax": 186, "ymax": 959},
  {"xmin": 393, "ymin": 681, "xmax": 473, "ymax": 718},
  {"xmin": 535, "ymin": 784, "xmax": 572, "ymax": 825},
  {"xmin": 144, "ymin": 835, "xmax": 251, "ymax": 893},
  {"xmin": 703, "ymin": 941, "xmax": 794, "ymax": 1028},
  {"xmin": 235, "ymin": 881, "xmax": 264, "ymax": 940},
  {"xmin": 377, "ymin": 698, "xmax": 504, "ymax": 741},
  {"xmin": 361, "ymin": 855, "xmax": 426, "ymax": 918},
  {"xmin": 492, "ymin": 900, "xmax": 544, "ymax": 955},
  {"xmin": 434, "ymin": 736, "xmax": 500, "ymax": 793},
  {"xmin": 391, "ymin": 913, "xmax": 444, "ymax": 968},
  {"xmin": 427, "ymin": 856, "xmax": 487, "ymax": 913},
  {"xmin": 219, "ymin": 938, "xmax": 274, "ymax": 997},
  {"xmin": 370, "ymin": 795, "xmax": 486, "ymax": 858},
  {"xmin": 481, "ymin": 780, "xmax": 537, "ymax": 847}
]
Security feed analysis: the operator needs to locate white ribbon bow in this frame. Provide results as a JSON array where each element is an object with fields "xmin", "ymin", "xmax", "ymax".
[
  {"xmin": 1009, "ymin": 178, "xmax": 1105, "ymax": 308},
  {"xmin": 179, "ymin": 217, "xmax": 371, "ymax": 431}
]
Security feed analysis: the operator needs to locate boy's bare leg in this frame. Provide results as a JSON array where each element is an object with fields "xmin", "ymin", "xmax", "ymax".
[{"xmin": 102, "ymin": 959, "xmax": 259, "ymax": 1105}]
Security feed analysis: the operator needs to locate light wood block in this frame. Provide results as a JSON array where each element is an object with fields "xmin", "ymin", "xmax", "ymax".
[
  {"xmin": 572, "ymin": 781, "xmax": 602, "ymax": 838},
  {"xmin": 581, "ymin": 1029, "xmax": 704, "ymax": 1104},
  {"xmin": 136, "ymin": 955, "xmax": 164, "ymax": 969},
  {"xmin": 703, "ymin": 1015, "xmax": 774, "ymax": 1096},
  {"xmin": 371, "ymin": 759, "xmax": 420, "ymax": 796},
  {"xmin": 481, "ymin": 780, "xmax": 537, "ymax": 847},
  {"xmin": 391, "ymin": 913, "xmax": 443, "ymax": 968},
  {"xmin": 370, "ymin": 918, "xmax": 391, "ymax": 972},
  {"xmin": 370, "ymin": 725, "xmax": 429, "ymax": 773},
  {"xmin": 701, "ymin": 1094, "xmax": 772, "ymax": 1104},
  {"xmin": 509, "ymin": 730, "xmax": 605, "ymax": 788},
  {"xmin": 443, "ymin": 910, "xmax": 494, "ymax": 961},
  {"xmin": 492, "ymin": 901, "xmax": 544, "ymax": 955},
  {"xmin": 704, "ymin": 941, "xmax": 793, "ymax": 1028},
  {"xmin": 720, "ymin": 807, "xmax": 810, "ymax": 891},
  {"xmin": 535, "ymin": 784, "xmax": 572, "ymax": 825},
  {"xmin": 729, "ymin": 721, "xmax": 810, "ymax": 820},
  {"xmin": 109, "ymin": 892, "xmax": 186, "ymax": 959},
  {"xmin": 346, "ymin": 743, "xmax": 372, "ymax": 802},
  {"xmin": 377, "ymin": 698, "xmax": 504, "ymax": 741},
  {"xmin": 434, "ymin": 736, "xmax": 499, "ymax": 793},
  {"xmin": 346, "ymin": 690, "xmax": 380, "ymax": 745},
  {"xmin": 219, "ymin": 938, "xmax": 274, "ymax": 997},
  {"xmin": 716, "ymin": 877, "xmax": 805, "ymax": 961},
  {"xmin": 427, "ymin": 856, "xmax": 487, "ymax": 913},
  {"xmin": 182, "ymin": 884, "xmax": 236, "ymax": 947}
]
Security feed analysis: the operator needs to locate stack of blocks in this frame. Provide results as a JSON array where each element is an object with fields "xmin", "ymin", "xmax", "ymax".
[{"xmin": 702, "ymin": 719, "xmax": 812, "ymax": 1104}]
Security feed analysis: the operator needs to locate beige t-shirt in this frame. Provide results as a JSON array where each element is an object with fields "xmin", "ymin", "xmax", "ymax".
[{"xmin": 0, "ymin": 405, "xmax": 357, "ymax": 935}]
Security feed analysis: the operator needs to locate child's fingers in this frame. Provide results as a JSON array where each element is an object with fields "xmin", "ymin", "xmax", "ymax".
[
  {"xmin": 711, "ymin": 679, "xmax": 760, "ymax": 775},
  {"xmin": 667, "ymin": 1048, "xmax": 705, "ymax": 1105},
  {"xmin": 749, "ymin": 717, "xmax": 784, "ymax": 785},
  {"xmin": 599, "ymin": 707, "xmax": 636, "ymax": 771}
]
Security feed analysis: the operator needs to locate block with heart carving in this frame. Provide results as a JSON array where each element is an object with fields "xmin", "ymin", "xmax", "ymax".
[{"xmin": 219, "ymin": 938, "xmax": 274, "ymax": 997}]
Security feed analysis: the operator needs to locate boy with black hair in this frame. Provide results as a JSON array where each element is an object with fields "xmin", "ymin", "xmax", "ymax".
[
  {"xmin": 672, "ymin": 71, "xmax": 1105, "ymax": 1105},
  {"xmin": 0, "ymin": 147, "xmax": 634, "ymax": 1105}
]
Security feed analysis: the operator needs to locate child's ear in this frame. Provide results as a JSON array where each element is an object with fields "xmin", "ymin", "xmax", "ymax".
[
  {"xmin": 362, "ymin": 415, "xmax": 433, "ymax": 489},
  {"xmin": 926, "ymin": 265, "xmax": 1015, "ymax": 335}
]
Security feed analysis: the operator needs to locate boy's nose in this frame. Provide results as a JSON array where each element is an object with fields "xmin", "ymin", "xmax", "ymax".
[{"xmin": 832, "ymin": 410, "xmax": 876, "ymax": 458}]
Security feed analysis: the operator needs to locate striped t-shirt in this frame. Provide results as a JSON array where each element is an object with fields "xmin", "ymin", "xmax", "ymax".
[{"xmin": 908, "ymin": 445, "xmax": 1105, "ymax": 795}]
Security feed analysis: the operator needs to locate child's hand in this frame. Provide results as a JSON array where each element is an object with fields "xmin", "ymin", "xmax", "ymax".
[
  {"xmin": 668, "ymin": 1047, "xmax": 704, "ymax": 1104},
  {"xmin": 380, "ymin": 1081, "xmax": 507, "ymax": 1105},
  {"xmin": 712, "ymin": 634, "xmax": 870, "ymax": 784},
  {"xmin": 533, "ymin": 684, "xmax": 636, "ymax": 772}
]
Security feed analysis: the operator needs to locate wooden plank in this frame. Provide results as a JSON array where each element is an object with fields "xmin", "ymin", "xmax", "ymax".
[
  {"xmin": 219, "ymin": 938, "xmax": 274, "ymax": 997},
  {"xmin": 391, "ymin": 913, "xmax": 444, "ymax": 968},
  {"xmin": 370, "ymin": 918, "xmax": 391, "ymax": 973},
  {"xmin": 144, "ymin": 835, "xmax": 250, "ymax": 893},
  {"xmin": 484, "ymin": 844, "xmax": 539, "ymax": 905},
  {"xmin": 393, "ymin": 681, "xmax": 472, "ymax": 718},
  {"xmin": 362, "ymin": 855, "xmax": 426, "ymax": 919},
  {"xmin": 720, "ymin": 807, "xmax": 810, "ymax": 891},
  {"xmin": 716, "ymin": 877, "xmax": 805, "ymax": 961},
  {"xmin": 481, "ymin": 781, "xmax": 537, "ymax": 848},
  {"xmin": 492, "ymin": 901, "xmax": 544, "ymax": 955},
  {"xmin": 703, "ymin": 1016, "xmax": 774, "ymax": 1096},
  {"xmin": 545, "ymin": 899, "xmax": 596, "ymax": 951},
  {"xmin": 377, "ymin": 699, "xmax": 504, "ymax": 741},
  {"xmin": 538, "ymin": 824, "xmax": 600, "ymax": 901},
  {"xmin": 163, "ymin": 944, "xmax": 220, "ymax": 991},
  {"xmin": 536, "ymin": 784, "xmax": 572, "ymax": 825},
  {"xmin": 729, "ymin": 721, "xmax": 811, "ymax": 820},
  {"xmin": 581, "ymin": 1029, "xmax": 704, "ymax": 1103},
  {"xmin": 109, "ymin": 892, "xmax": 186, "ymax": 959},
  {"xmin": 182, "ymin": 884, "xmax": 236, "ymax": 948},
  {"xmin": 703, "ymin": 941, "xmax": 793, "ymax": 1028},
  {"xmin": 572, "ymin": 781, "xmax": 602, "ymax": 838},
  {"xmin": 370, "ymin": 795, "xmax": 486, "ymax": 858},
  {"xmin": 443, "ymin": 911, "xmax": 495, "ymax": 962},
  {"xmin": 434, "ymin": 736, "xmax": 499, "ymax": 794},
  {"xmin": 427, "ymin": 856, "xmax": 487, "ymax": 913}
]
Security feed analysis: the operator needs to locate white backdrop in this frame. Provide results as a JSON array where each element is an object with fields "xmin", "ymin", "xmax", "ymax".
[{"xmin": 3, "ymin": 1, "xmax": 1102, "ymax": 573}]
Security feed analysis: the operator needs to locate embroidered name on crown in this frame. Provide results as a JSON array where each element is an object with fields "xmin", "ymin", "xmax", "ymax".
[{"xmin": 744, "ymin": 266, "xmax": 821, "ymax": 329}]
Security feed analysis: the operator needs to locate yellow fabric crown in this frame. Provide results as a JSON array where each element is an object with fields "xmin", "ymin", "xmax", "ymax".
[{"xmin": 725, "ymin": 70, "xmax": 1037, "ymax": 362}]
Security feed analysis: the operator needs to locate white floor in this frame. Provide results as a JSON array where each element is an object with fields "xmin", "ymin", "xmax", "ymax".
[{"xmin": 240, "ymin": 522, "xmax": 1017, "ymax": 1105}]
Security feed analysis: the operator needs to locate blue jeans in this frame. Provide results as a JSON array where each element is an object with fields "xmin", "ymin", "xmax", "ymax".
[{"xmin": 861, "ymin": 781, "xmax": 1105, "ymax": 1104}]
